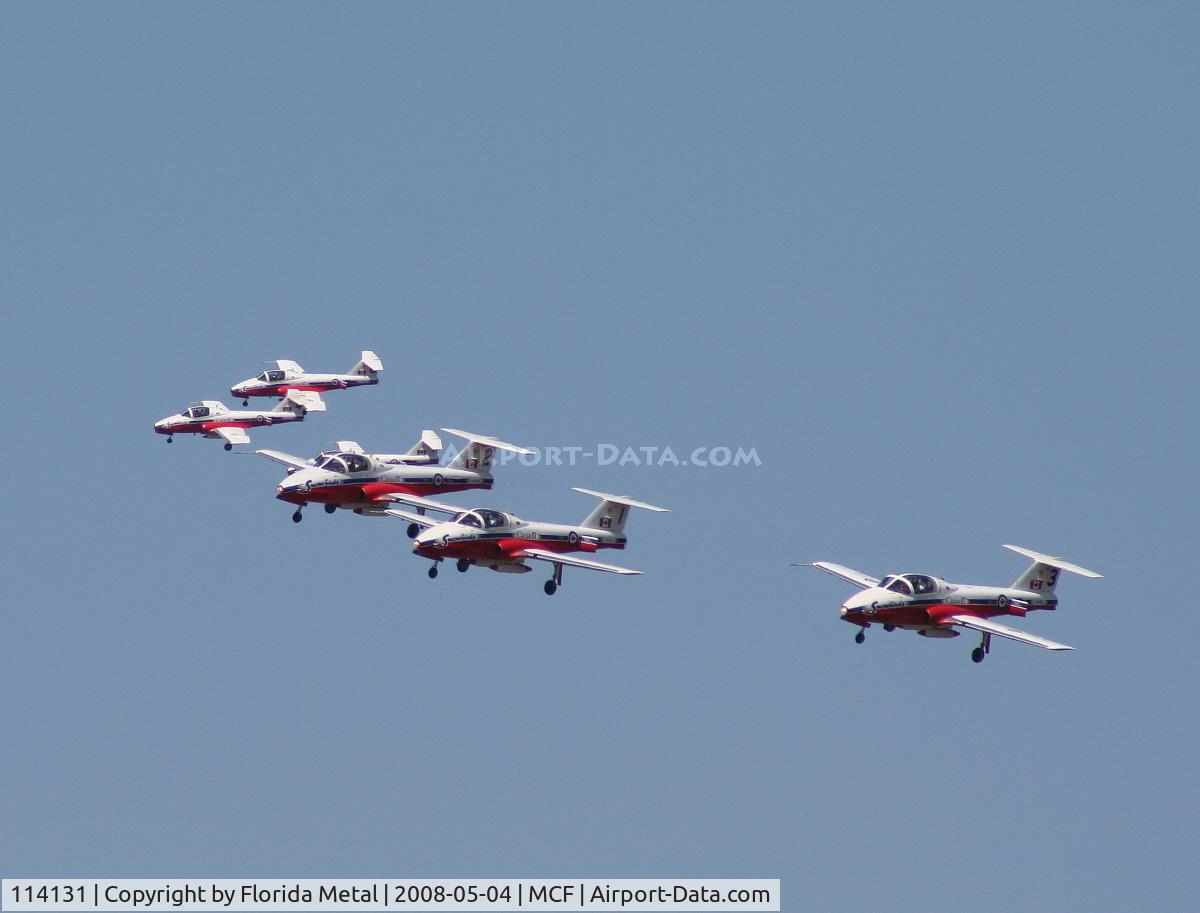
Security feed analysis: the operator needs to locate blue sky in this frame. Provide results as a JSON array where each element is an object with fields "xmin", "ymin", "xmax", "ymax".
[{"xmin": 1, "ymin": 4, "xmax": 1197, "ymax": 911}]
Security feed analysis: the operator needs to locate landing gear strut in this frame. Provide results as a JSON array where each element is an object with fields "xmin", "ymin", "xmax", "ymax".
[
  {"xmin": 292, "ymin": 509, "xmax": 303, "ymax": 523},
  {"xmin": 324, "ymin": 503, "xmax": 337, "ymax": 514},
  {"xmin": 428, "ymin": 563, "xmax": 439, "ymax": 579},
  {"xmin": 854, "ymin": 629, "xmax": 866, "ymax": 645},
  {"xmin": 456, "ymin": 558, "xmax": 470, "ymax": 573},
  {"xmin": 544, "ymin": 562, "xmax": 563, "ymax": 596},
  {"xmin": 971, "ymin": 632, "xmax": 992, "ymax": 664}
]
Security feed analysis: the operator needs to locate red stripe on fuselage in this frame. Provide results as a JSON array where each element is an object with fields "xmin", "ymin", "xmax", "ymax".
[
  {"xmin": 842, "ymin": 602, "xmax": 1023, "ymax": 628},
  {"xmin": 276, "ymin": 479, "xmax": 491, "ymax": 506},
  {"xmin": 244, "ymin": 382, "xmax": 352, "ymax": 398},
  {"xmin": 414, "ymin": 537, "xmax": 614, "ymax": 562}
]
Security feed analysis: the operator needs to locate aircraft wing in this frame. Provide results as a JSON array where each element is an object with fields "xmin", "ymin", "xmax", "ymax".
[
  {"xmin": 949, "ymin": 615, "xmax": 1075, "ymax": 651},
  {"xmin": 520, "ymin": 548, "xmax": 644, "ymax": 575},
  {"xmin": 209, "ymin": 427, "xmax": 251, "ymax": 446},
  {"xmin": 383, "ymin": 509, "xmax": 440, "ymax": 529},
  {"xmin": 382, "ymin": 493, "xmax": 464, "ymax": 515},
  {"xmin": 256, "ymin": 449, "xmax": 311, "ymax": 470},
  {"xmin": 795, "ymin": 561, "xmax": 880, "ymax": 590}
]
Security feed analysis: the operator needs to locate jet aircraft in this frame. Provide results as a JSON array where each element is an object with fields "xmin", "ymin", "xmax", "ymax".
[
  {"xmin": 261, "ymin": 429, "xmax": 531, "ymax": 523},
  {"xmin": 387, "ymin": 488, "xmax": 669, "ymax": 595},
  {"xmin": 154, "ymin": 392, "xmax": 325, "ymax": 450},
  {"xmin": 231, "ymin": 351, "xmax": 382, "ymax": 404},
  {"xmin": 798, "ymin": 545, "xmax": 1101, "ymax": 662}
]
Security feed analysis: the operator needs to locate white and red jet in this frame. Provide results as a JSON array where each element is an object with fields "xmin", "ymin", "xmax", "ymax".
[
  {"xmin": 153, "ymin": 391, "xmax": 326, "ymax": 450},
  {"xmin": 799, "ymin": 545, "xmax": 1102, "ymax": 663},
  {"xmin": 230, "ymin": 351, "xmax": 382, "ymax": 404},
  {"xmin": 386, "ymin": 488, "xmax": 669, "ymax": 595},
  {"xmin": 259, "ymin": 428, "xmax": 532, "ymax": 523}
]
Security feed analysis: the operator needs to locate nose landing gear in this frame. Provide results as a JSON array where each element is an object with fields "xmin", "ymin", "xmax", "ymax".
[
  {"xmin": 428, "ymin": 563, "xmax": 439, "ymax": 579},
  {"xmin": 292, "ymin": 509, "xmax": 303, "ymax": 523},
  {"xmin": 166, "ymin": 436, "xmax": 173, "ymax": 443},
  {"xmin": 854, "ymin": 629, "xmax": 866, "ymax": 645}
]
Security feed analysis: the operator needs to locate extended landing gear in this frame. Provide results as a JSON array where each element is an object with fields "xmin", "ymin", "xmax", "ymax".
[
  {"xmin": 428, "ymin": 564, "xmax": 439, "ymax": 579},
  {"xmin": 224, "ymin": 442, "xmax": 233, "ymax": 451},
  {"xmin": 854, "ymin": 629, "xmax": 866, "ymax": 645},
  {"xmin": 971, "ymin": 632, "xmax": 992, "ymax": 664},
  {"xmin": 884, "ymin": 624, "xmax": 896, "ymax": 632},
  {"xmin": 543, "ymin": 563, "xmax": 563, "ymax": 596},
  {"xmin": 166, "ymin": 436, "xmax": 173, "ymax": 443},
  {"xmin": 456, "ymin": 558, "xmax": 471, "ymax": 573},
  {"xmin": 292, "ymin": 509, "xmax": 303, "ymax": 523},
  {"xmin": 242, "ymin": 399, "xmax": 249, "ymax": 406},
  {"xmin": 324, "ymin": 504, "xmax": 337, "ymax": 514},
  {"xmin": 407, "ymin": 524, "xmax": 419, "ymax": 539}
]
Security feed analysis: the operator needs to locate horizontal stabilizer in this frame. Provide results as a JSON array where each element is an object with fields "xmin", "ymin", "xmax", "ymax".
[
  {"xmin": 522, "ymin": 548, "xmax": 643, "ymax": 575},
  {"xmin": 278, "ymin": 390, "xmax": 326, "ymax": 413},
  {"xmin": 441, "ymin": 428, "xmax": 534, "ymax": 455},
  {"xmin": 571, "ymin": 488, "xmax": 670, "ymax": 512},
  {"xmin": 795, "ymin": 561, "xmax": 880, "ymax": 590},
  {"xmin": 950, "ymin": 614, "xmax": 1074, "ymax": 651},
  {"xmin": 1003, "ymin": 545, "xmax": 1102, "ymax": 578}
]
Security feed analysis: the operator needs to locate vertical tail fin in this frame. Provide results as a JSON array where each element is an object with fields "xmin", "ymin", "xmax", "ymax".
[
  {"xmin": 1004, "ymin": 544, "xmax": 1102, "ymax": 595},
  {"xmin": 274, "ymin": 390, "xmax": 326, "ymax": 414},
  {"xmin": 573, "ymin": 488, "xmax": 669, "ymax": 535},
  {"xmin": 405, "ymin": 430, "xmax": 443, "ymax": 464},
  {"xmin": 349, "ymin": 350, "xmax": 383, "ymax": 377},
  {"xmin": 442, "ymin": 428, "xmax": 533, "ymax": 475}
]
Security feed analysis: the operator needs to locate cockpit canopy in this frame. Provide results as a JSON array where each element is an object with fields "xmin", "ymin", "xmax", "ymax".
[
  {"xmin": 184, "ymin": 405, "xmax": 211, "ymax": 419},
  {"xmin": 879, "ymin": 574, "xmax": 938, "ymax": 596},
  {"xmin": 315, "ymin": 453, "xmax": 370, "ymax": 474},
  {"xmin": 256, "ymin": 369, "xmax": 287, "ymax": 383},
  {"xmin": 452, "ymin": 508, "xmax": 508, "ymax": 530}
]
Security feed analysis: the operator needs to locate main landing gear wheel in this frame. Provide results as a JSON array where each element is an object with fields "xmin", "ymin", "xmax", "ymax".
[
  {"xmin": 407, "ymin": 523, "xmax": 419, "ymax": 539},
  {"xmin": 324, "ymin": 504, "xmax": 337, "ymax": 514},
  {"xmin": 166, "ymin": 436, "xmax": 173, "ymax": 443},
  {"xmin": 292, "ymin": 510, "xmax": 303, "ymax": 523},
  {"xmin": 884, "ymin": 624, "xmax": 896, "ymax": 632},
  {"xmin": 456, "ymin": 558, "xmax": 470, "ymax": 573},
  {"xmin": 224, "ymin": 442, "xmax": 233, "ymax": 451},
  {"xmin": 971, "ymin": 647, "xmax": 986, "ymax": 663},
  {"xmin": 242, "ymin": 399, "xmax": 249, "ymax": 406},
  {"xmin": 854, "ymin": 630, "xmax": 865, "ymax": 645},
  {"xmin": 428, "ymin": 564, "xmax": 439, "ymax": 579},
  {"xmin": 544, "ymin": 580, "xmax": 558, "ymax": 596}
]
